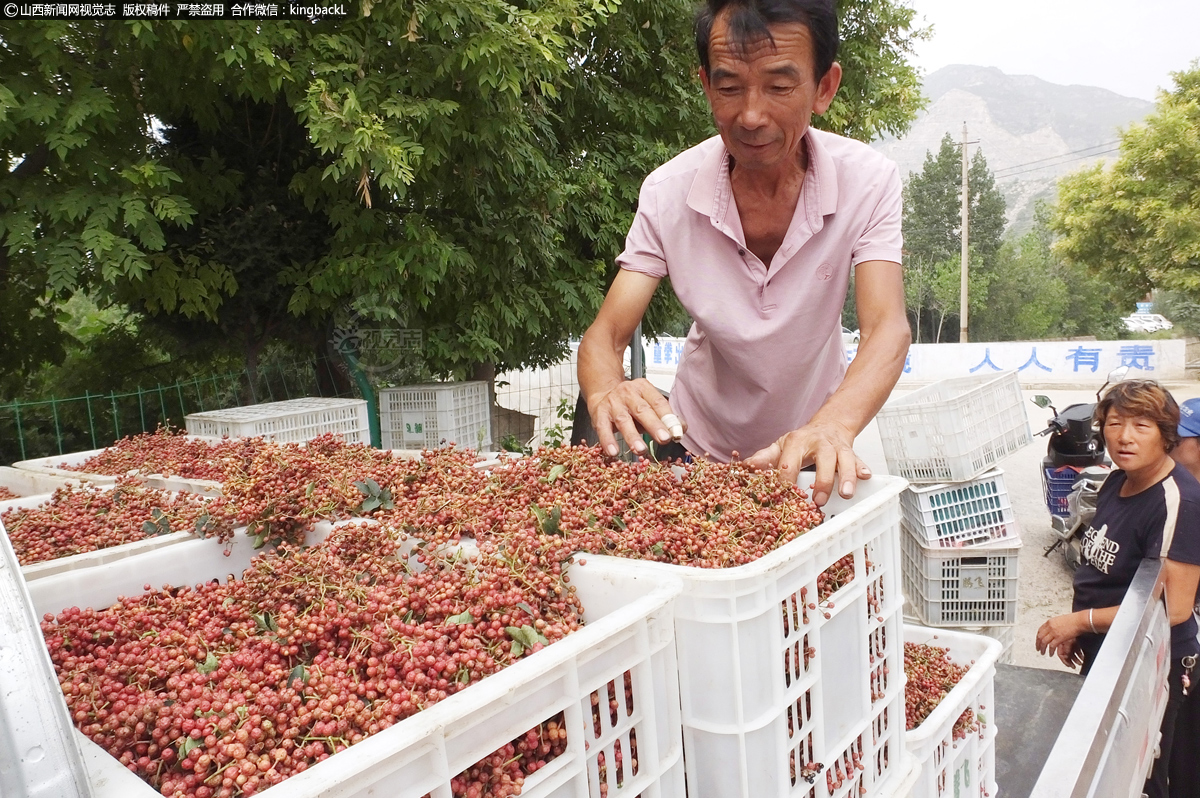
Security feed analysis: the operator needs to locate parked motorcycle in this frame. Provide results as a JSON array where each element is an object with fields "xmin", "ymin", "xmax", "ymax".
[{"xmin": 1032, "ymin": 367, "xmax": 1129, "ymax": 569}]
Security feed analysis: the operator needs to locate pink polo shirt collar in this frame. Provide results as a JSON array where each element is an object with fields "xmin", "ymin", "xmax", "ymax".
[{"xmin": 684, "ymin": 128, "xmax": 840, "ymax": 251}]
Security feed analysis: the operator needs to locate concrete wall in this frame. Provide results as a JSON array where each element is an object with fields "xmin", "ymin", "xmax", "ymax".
[{"xmin": 643, "ymin": 337, "xmax": 1188, "ymax": 386}]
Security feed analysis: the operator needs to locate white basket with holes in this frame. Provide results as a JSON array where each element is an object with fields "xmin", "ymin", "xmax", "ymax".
[
  {"xmin": 379, "ymin": 382, "xmax": 492, "ymax": 451},
  {"xmin": 0, "ymin": 466, "xmax": 80, "ymax": 501},
  {"xmin": 884, "ymin": 753, "xmax": 922, "ymax": 798},
  {"xmin": 185, "ymin": 398, "xmax": 370, "ymax": 445},
  {"xmin": 903, "ymin": 625, "xmax": 1001, "ymax": 798},
  {"xmin": 12, "ymin": 436, "xmax": 229, "ymax": 497},
  {"xmin": 12, "ymin": 449, "xmax": 121, "ymax": 486},
  {"xmin": 0, "ymin": 515, "xmax": 95, "ymax": 798},
  {"xmin": 899, "ymin": 470, "xmax": 1018, "ymax": 549},
  {"xmin": 960, "ymin": 625, "xmax": 1015, "ymax": 666},
  {"xmin": 877, "ymin": 371, "xmax": 1031, "ymax": 484},
  {"xmin": 0, "ymin": 485, "xmax": 236, "ymax": 582},
  {"xmin": 19, "ymin": 525, "xmax": 684, "ymax": 798},
  {"xmin": 901, "ymin": 521, "xmax": 1021, "ymax": 627},
  {"xmin": 583, "ymin": 474, "xmax": 909, "ymax": 798}
]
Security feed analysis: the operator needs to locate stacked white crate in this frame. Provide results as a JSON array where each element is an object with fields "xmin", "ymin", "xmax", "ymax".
[{"xmin": 878, "ymin": 372, "xmax": 1031, "ymax": 663}]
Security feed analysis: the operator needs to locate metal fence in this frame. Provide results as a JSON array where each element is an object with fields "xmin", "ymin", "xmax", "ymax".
[
  {"xmin": 491, "ymin": 335, "xmax": 661, "ymax": 451},
  {"xmin": 493, "ymin": 345, "xmax": 580, "ymax": 449},
  {"xmin": 0, "ymin": 357, "xmax": 356, "ymax": 465}
]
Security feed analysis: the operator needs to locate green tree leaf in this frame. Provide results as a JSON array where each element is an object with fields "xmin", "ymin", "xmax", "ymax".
[
  {"xmin": 1053, "ymin": 62, "xmax": 1200, "ymax": 309},
  {"xmin": 288, "ymin": 664, "xmax": 308, "ymax": 689}
]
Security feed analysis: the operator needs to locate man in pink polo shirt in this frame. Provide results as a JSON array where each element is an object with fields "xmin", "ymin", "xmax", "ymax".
[{"xmin": 578, "ymin": 0, "xmax": 909, "ymax": 507}]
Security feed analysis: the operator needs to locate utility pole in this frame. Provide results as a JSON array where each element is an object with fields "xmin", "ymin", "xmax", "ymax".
[
  {"xmin": 957, "ymin": 123, "xmax": 979, "ymax": 343},
  {"xmin": 959, "ymin": 122, "xmax": 970, "ymax": 343}
]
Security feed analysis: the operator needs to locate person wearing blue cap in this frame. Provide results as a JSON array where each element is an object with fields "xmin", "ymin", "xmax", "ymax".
[{"xmin": 1173, "ymin": 398, "xmax": 1200, "ymax": 483}]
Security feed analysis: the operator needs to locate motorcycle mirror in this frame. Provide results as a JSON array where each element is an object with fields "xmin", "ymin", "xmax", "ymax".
[
  {"xmin": 1097, "ymin": 365, "xmax": 1132, "ymax": 400},
  {"xmin": 1031, "ymin": 395, "xmax": 1053, "ymax": 409},
  {"xmin": 1107, "ymin": 366, "xmax": 1131, "ymax": 384}
]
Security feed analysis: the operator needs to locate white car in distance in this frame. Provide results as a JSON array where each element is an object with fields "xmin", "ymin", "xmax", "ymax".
[{"xmin": 1122, "ymin": 313, "xmax": 1174, "ymax": 333}]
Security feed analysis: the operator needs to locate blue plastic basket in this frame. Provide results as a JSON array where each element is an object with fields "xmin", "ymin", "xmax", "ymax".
[{"xmin": 1043, "ymin": 466, "xmax": 1081, "ymax": 518}]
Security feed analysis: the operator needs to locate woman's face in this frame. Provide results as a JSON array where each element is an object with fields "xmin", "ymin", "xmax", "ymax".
[{"xmin": 1104, "ymin": 409, "xmax": 1169, "ymax": 473}]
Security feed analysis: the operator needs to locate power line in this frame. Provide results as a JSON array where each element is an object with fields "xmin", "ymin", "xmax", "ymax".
[
  {"xmin": 991, "ymin": 140, "xmax": 1122, "ymax": 176},
  {"xmin": 995, "ymin": 148, "xmax": 1121, "ymax": 181}
]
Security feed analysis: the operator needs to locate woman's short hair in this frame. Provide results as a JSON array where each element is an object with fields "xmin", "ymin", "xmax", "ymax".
[{"xmin": 1093, "ymin": 379, "xmax": 1181, "ymax": 452}]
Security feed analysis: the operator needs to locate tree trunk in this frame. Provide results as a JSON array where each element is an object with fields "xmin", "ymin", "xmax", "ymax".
[
  {"xmin": 936, "ymin": 310, "xmax": 945, "ymax": 343},
  {"xmin": 315, "ymin": 326, "xmax": 353, "ymax": 397},
  {"xmin": 469, "ymin": 361, "xmax": 497, "ymax": 447}
]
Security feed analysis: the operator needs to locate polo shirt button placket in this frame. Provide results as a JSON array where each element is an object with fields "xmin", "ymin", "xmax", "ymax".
[{"xmin": 761, "ymin": 279, "xmax": 776, "ymax": 313}]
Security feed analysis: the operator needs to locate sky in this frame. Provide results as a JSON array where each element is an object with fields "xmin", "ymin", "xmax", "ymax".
[{"xmin": 904, "ymin": 0, "xmax": 1200, "ymax": 101}]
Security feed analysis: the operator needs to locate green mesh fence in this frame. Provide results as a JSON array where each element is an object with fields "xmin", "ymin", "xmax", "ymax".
[{"xmin": 0, "ymin": 357, "xmax": 357, "ymax": 465}]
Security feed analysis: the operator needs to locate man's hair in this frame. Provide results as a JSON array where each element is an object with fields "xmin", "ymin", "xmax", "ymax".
[
  {"xmin": 1094, "ymin": 380, "xmax": 1181, "ymax": 453},
  {"xmin": 695, "ymin": 0, "xmax": 839, "ymax": 78}
]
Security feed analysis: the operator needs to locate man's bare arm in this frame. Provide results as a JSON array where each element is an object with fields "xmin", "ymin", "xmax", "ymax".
[
  {"xmin": 745, "ymin": 260, "xmax": 909, "ymax": 505},
  {"xmin": 578, "ymin": 270, "xmax": 680, "ymax": 456}
]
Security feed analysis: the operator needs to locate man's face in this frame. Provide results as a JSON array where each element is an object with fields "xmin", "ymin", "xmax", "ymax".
[
  {"xmin": 1172, "ymin": 435, "xmax": 1200, "ymax": 479},
  {"xmin": 699, "ymin": 12, "xmax": 841, "ymax": 173}
]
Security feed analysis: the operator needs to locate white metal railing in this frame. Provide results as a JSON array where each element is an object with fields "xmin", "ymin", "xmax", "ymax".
[{"xmin": 1030, "ymin": 558, "xmax": 1172, "ymax": 798}]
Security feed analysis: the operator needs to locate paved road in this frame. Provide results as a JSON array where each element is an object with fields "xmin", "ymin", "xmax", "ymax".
[{"xmin": 854, "ymin": 381, "xmax": 1200, "ymax": 672}]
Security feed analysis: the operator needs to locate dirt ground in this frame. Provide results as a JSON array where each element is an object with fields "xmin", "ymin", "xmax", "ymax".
[{"xmin": 854, "ymin": 380, "xmax": 1200, "ymax": 673}]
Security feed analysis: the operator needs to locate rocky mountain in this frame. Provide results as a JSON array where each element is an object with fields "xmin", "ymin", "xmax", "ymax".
[{"xmin": 873, "ymin": 65, "xmax": 1154, "ymax": 232}]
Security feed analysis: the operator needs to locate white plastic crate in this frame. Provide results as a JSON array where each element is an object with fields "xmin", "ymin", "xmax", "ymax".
[
  {"xmin": 903, "ymin": 625, "xmax": 1001, "ymax": 798},
  {"xmin": 12, "ymin": 438, "xmax": 226, "ymax": 497},
  {"xmin": 899, "ymin": 470, "xmax": 1018, "ymax": 549},
  {"xmin": 0, "ymin": 518, "xmax": 96, "ymax": 798},
  {"xmin": 0, "ymin": 488, "xmax": 226, "ymax": 582},
  {"xmin": 584, "ymin": 474, "xmax": 908, "ymax": 798},
  {"xmin": 379, "ymin": 382, "xmax": 492, "ymax": 451},
  {"xmin": 882, "ymin": 754, "xmax": 921, "ymax": 798},
  {"xmin": 12, "ymin": 448, "xmax": 120, "ymax": 485},
  {"xmin": 185, "ymin": 397, "xmax": 370, "ymax": 444},
  {"xmin": 877, "ymin": 372, "xmax": 1031, "ymax": 484},
  {"xmin": 961, "ymin": 625, "xmax": 1015, "ymax": 666},
  {"xmin": 900, "ymin": 522, "xmax": 1020, "ymax": 626},
  {"xmin": 23, "ymin": 533, "xmax": 684, "ymax": 798},
  {"xmin": 0, "ymin": 466, "xmax": 79, "ymax": 498}
]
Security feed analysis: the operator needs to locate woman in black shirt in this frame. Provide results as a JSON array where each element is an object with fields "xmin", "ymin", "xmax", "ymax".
[{"xmin": 1036, "ymin": 380, "xmax": 1200, "ymax": 798}]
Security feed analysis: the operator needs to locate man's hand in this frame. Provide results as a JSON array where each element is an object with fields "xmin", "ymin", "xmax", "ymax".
[
  {"xmin": 742, "ymin": 420, "xmax": 872, "ymax": 507},
  {"xmin": 1036, "ymin": 613, "xmax": 1086, "ymax": 664},
  {"xmin": 588, "ymin": 379, "xmax": 685, "ymax": 458}
]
